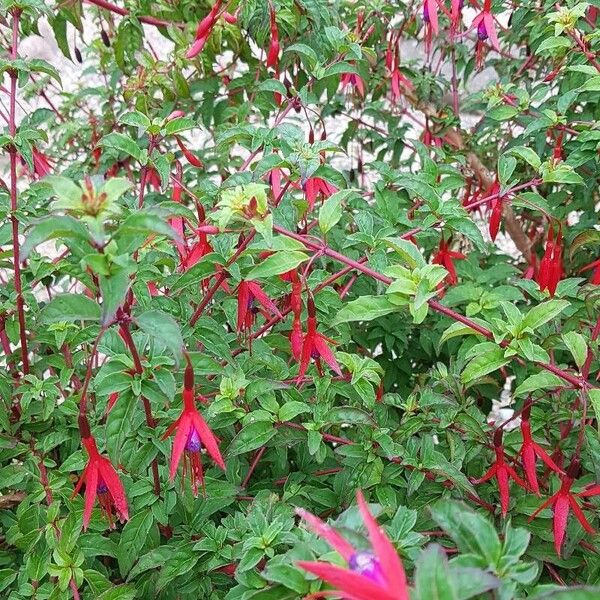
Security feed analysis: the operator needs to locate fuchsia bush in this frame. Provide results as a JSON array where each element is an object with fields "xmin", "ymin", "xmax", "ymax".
[{"xmin": 1, "ymin": 0, "xmax": 600, "ymax": 598}]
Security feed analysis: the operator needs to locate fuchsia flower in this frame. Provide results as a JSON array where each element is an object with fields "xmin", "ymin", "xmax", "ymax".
[
  {"xmin": 176, "ymin": 137, "xmax": 204, "ymax": 168},
  {"xmin": 529, "ymin": 458, "xmax": 600, "ymax": 556},
  {"xmin": 340, "ymin": 64, "xmax": 365, "ymax": 97},
  {"xmin": 474, "ymin": 429, "xmax": 528, "ymax": 517},
  {"xmin": 536, "ymin": 225, "xmax": 563, "ymax": 296},
  {"xmin": 186, "ymin": 0, "xmax": 224, "ymax": 59},
  {"xmin": 162, "ymin": 359, "xmax": 225, "ymax": 496},
  {"xmin": 20, "ymin": 147, "xmax": 52, "ymax": 179},
  {"xmin": 304, "ymin": 177, "xmax": 337, "ymax": 213},
  {"xmin": 296, "ymin": 490, "xmax": 409, "ymax": 600},
  {"xmin": 237, "ymin": 280, "xmax": 282, "ymax": 336},
  {"xmin": 487, "ymin": 180, "xmax": 503, "ymax": 242},
  {"xmin": 450, "ymin": 0, "xmax": 465, "ymax": 38},
  {"xmin": 266, "ymin": 4, "xmax": 280, "ymax": 71},
  {"xmin": 297, "ymin": 297, "xmax": 342, "ymax": 381},
  {"xmin": 432, "ymin": 237, "xmax": 466, "ymax": 287},
  {"xmin": 470, "ymin": 0, "xmax": 500, "ymax": 68},
  {"xmin": 72, "ymin": 436, "xmax": 129, "ymax": 529},
  {"xmin": 422, "ymin": 0, "xmax": 439, "ymax": 55},
  {"xmin": 387, "ymin": 34, "xmax": 413, "ymax": 102},
  {"xmin": 517, "ymin": 403, "xmax": 562, "ymax": 495}
]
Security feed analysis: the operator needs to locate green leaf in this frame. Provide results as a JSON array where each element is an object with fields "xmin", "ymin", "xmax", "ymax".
[
  {"xmin": 507, "ymin": 146, "xmax": 541, "ymax": 170},
  {"xmin": 95, "ymin": 586, "xmax": 138, "ymax": 600},
  {"xmin": 430, "ymin": 501, "xmax": 502, "ymax": 568},
  {"xmin": 529, "ymin": 589, "xmax": 600, "ymax": 599},
  {"xmin": 100, "ymin": 132, "xmax": 143, "ymax": 162},
  {"xmin": 412, "ymin": 545, "xmax": 457, "ymax": 600},
  {"xmin": 319, "ymin": 189, "xmax": 357, "ymax": 234},
  {"xmin": 562, "ymin": 331, "xmax": 587, "ymax": 369},
  {"xmin": 521, "ymin": 300, "xmax": 569, "ymax": 331},
  {"xmin": 164, "ymin": 116, "xmax": 196, "ymax": 136},
  {"xmin": 40, "ymin": 294, "xmax": 100, "ymax": 323},
  {"xmin": 461, "ymin": 346, "xmax": 509, "ymax": 384},
  {"xmin": 589, "ymin": 390, "xmax": 600, "ymax": 436},
  {"xmin": 99, "ymin": 266, "xmax": 134, "ymax": 325},
  {"xmin": 227, "ymin": 422, "xmax": 277, "ymax": 456},
  {"xmin": 137, "ymin": 310, "xmax": 184, "ymax": 361},
  {"xmin": 21, "ymin": 215, "xmax": 90, "ymax": 260},
  {"xmin": 246, "ymin": 251, "xmax": 308, "ymax": 280},
  {"xmin": 284, "ymin": 43, "xmax": 318, "ymax": 65},
  {"xmin": 514, "ymin": 371, "xmax": 564, "ymax": 397},
  {"xmin": 119, "ymin": 111, "xmax": 151, "ymax": 129},
  {"xmin": 439, "ymin": 319, "xmax": 490, "ymax": 346},
  {"xmin": 117, "ymin": 510, "xmax": 154, "ymax": 577},
  {"xmin": 579, "ymin": 76, "xmax": 600, "ymax": 92},
  {"xmin": 334, "ymin": 295, "xmax": 400, "ymax": 324},
  {"xmin": 156, "ymin": 543, "xmax": 200, "ymax": 591},
  {"xmin": 498, "ymin": 154, "xmax": 517, "ymax": 186}
]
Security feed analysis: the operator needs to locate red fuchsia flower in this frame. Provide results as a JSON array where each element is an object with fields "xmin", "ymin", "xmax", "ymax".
[
  {"xmin": 536, "ymin": 225, "xmax": 563, "ymax": 296},
  {"xmin": 237, "ymin": 280, "xmax": 282, "ymax": 337},
  {"xmin": 450, "ymin": 0, "xmax": 465, "ymax": 38},
  {"xmin": 186, "ymin": 0, "xmax": 223, "ymax": 59},
  {"xmin": 304, "ymin": 177, "xmax": 337, "ymax": 213},
  {"xmin": 145, "ymin": 167, "xmax": 162, "ymax": 192},
  {"xmin": 517, "ymin": 403, "xmax": 562, "ymax": 496},
  {"xmin": 268, "ymin": 166, "xmax": 283, "ymax": 204},
  {"xmin": 290, "ymin": 314, "xmax": 303, "ymax": 361},
  {"xmin": 162, "ymin": 359, "xmax": 225, "ymax": 496},
  {"xmin": 422, "ymin": 0, "xmax": 439, "ymax": 55},
  {"xmin": 72, "ymin": 436, "xmax": 129, "ymax": 529},
  {"xmin": 474, "ymin": 429, "xmax": 528, "ymax": 517},
  {"xmin": 266, "ymin": 4, "xmax": 280, "ymax": 72},
  {"xmin": 340, "ymin": 64, "xmax": 365, "ymax": 97},
  {"xmin": 176, "ymin": 137, "xmax": 203, "ymax": 168},
  {"xmin": 20, "ymin": 147, "xmax": 52, "ymax": 179},
  {"xmin": 580, "ymin": 258, "xmax": 600, "ymax": 285},
  {"xmin": 432, "ymin": 237, "xmax": 466, "ymax": 287},
  {"xmin": 470, "ymin": 0, "xmax": 500, "ymax": 69},
  {"xmin": 297, "ymin": 297, "xmax": 342, "ymax": 381},
  {"xmin": 386, "ymin": 33, "xmax": 413, "ymax": 103},
  {"xmin": 529, "ymin": 458, "xmax": 600, "ymax": 556},
  {"xmin": 296, "ymin": 490, "xmax": 409, "ymax": 600},
  {"xmin": 487, "ymin": 180, "xmax": 503, "ymax": 241}
]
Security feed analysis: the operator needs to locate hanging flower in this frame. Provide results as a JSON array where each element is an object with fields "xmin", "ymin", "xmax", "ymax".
[
  {"xmin": 422, "ymin": 0, "xmax": 439, "ymax": 55},
  {"xmin": 304, "ymin": 177, "xmax": 337, "ymax": 213},
  {"xmin": 237, "ymin": 280, "xmax": 282, "ymax": 337},
  {"xmin": 297, "ymin": 297, "xmax": 342, "ymax": 381},
  {"xmin": 517, "ymin": 403, "xmax": 562, "ymax": 495},
  {"xmin": 536, "ymin": 225, "xmax": 563, "ymax": 296},
  {"xmin": 72, "ymin": 436, "xmax": 129, "ymax": 529},
  {"xmin": 162, "ymin": 359, "xmax": 225, "ymax": 496},
  {"xmin": 176, "ymin": 137, "xmax": 203, "ymax": 168},
  {"xmin": 474, "ymin": 429, "xmax": 528, "ymax": 517},
  {"xmin": 340, "ymin": 64, "xmax": 365, "ymax": 97},
  {"xmin": 470, "ymin": 0, "xmax": 500, "ymax": 69},
  {"xmin": 529, "ymin": 458, "xmax": 600, "ymax": 556},
  {"xmin": 297, "ymin": 490, "xmax": 409, "ymax": 600},
  {"xmin": 266, "ymin": 4, "xmax": 280, "ymax": 71},
  {"xmin": 487, "ymin": 180, "xmax": 503, "ymax": 241},
  {"xmin": 450, "ymin": 0, "xmax": 465, "ymax": 38},
  {"xmin": 186, "ymin": 0, "xmax": 223, "ymax": 59},
  {"xmin": 432, "ymin": 237, "xmax": 466, "ymax": 287}
]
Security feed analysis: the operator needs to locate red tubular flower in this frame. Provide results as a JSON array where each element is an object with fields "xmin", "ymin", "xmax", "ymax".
[
  {"xmin": 176, "ymin": 137, "xmax": 203, "ymax": 168},
  {"xmin": 450, "ymin": 0, "xmax": 464, "ymax": 38},
  {"xmin": 297, "ymin": 490, "xmax": 409, "ymax": 600},
  {"xmin": 145, "ymin": 167, "xmax": 162, "ymax": 191},
  {"xmin": 536, "ymin": 225, "xmax": 563, "ymax": 296},
  {"xmin": 474, "ymin": 429, "xmax": 528, "ymax": 517},
  {"xmin": 290, "ymin": 314, "xmax": 303, "ymax": 361},
  {"xmin": 432, "ymin": 237, "xmax": 466, "ymax": 287},
  {"xmin": 237, "ymin": 280, "xmax": 282, "ymax": 336},
  {"xmin": 580, "ymin": 258, "xmax": 600, "ymax": 285},
  {"xmin": 422, "ymin": 0, "xmax": 439, "ymax": 55},
  {"xmin": 304, "ymin": 177, "xmax": 337, "ymax": 213},
  {"xmin": 186, "ymin": 0, "xmax": 223, "ymax": 59},
  {"xmin": 21, "ymin": 147, "xmax": 53, "ymax": 179},
  {"xmin": 340, "ymin": 68, "xmax": 365, "ymax": 97},
  {"xmin": 529, "ymin": 458, "xmax": 600, "ymax": 556},
  {"xmin": 470, "ymin": 0, "xmax": 500, "ymax": 69},
  {"xmin": 266, "ymin": 5, "xmax": 280, "ymax": 71},
  {"xmin": 517, "ymin": 403, "xmax": 562, "ymax": 495},
  {"xmin": 297, "ymin": 298, "xmax": 342, "ymax": 381},
  {"xmin": 162, "ymin": 360, "xmax": 225, "ymax": 496},
  {"xmin": 487, "ymin": 180, "xmax": 502, "ymax": 241},
  {"xmin": 72, "ymin": 436, "xmax": 129, "ymax": 530}
]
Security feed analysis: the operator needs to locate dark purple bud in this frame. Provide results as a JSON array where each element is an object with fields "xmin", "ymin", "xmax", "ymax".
[
  {"xmin": 310, "ymin": 347, "xmax": 320, "ymax": 360},
  {"xmin": 348, "ymin": 552, "xmax": 386, "ymax": 586},
  {"xmin": 74, "ymin": 47, "xmax": 82, "ymax": 63},
  {"xmin": 477, "ymin": 19, "xmax": 488, "ymax": 41},
  {"xmin": 101, "ymin": 29, "xmax": 110, "ymax": 47},
  {"xmin": 97, "ymin": 478, "xmax": 108, "ymax": 494},
  {"xmin": 185, "ymin": 427, "xmax": 202, "ymax": 452},
  {"xmin": 423, "ymin": 3, "xmax": 430, "ymax": 23}
]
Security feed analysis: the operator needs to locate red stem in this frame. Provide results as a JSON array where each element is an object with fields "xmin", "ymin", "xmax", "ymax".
[
  {"xmin": 272, "ymin": 225, "xmax": 591, "ymax": 390},
  {"xmin": 9, "ymin": 9, "xmax": 29, "ymax": 376},
  {"xmin": 83, "ymin": 0, "xmax": 181, "ymax": 28}
]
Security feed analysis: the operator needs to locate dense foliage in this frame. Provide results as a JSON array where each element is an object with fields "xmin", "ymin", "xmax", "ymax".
[{"xmin": 1, "ymin": 0, "xmax": 600, "ymax": 598}]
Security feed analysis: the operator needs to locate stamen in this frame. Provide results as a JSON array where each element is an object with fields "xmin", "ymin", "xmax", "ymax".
[
  {"xmin": 348, "ymin": 551, "xmax": 386, "ymax": 586},
  {"xmin": 186, "ymin": 427, "xmax": 202, "ymax": 452}
]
